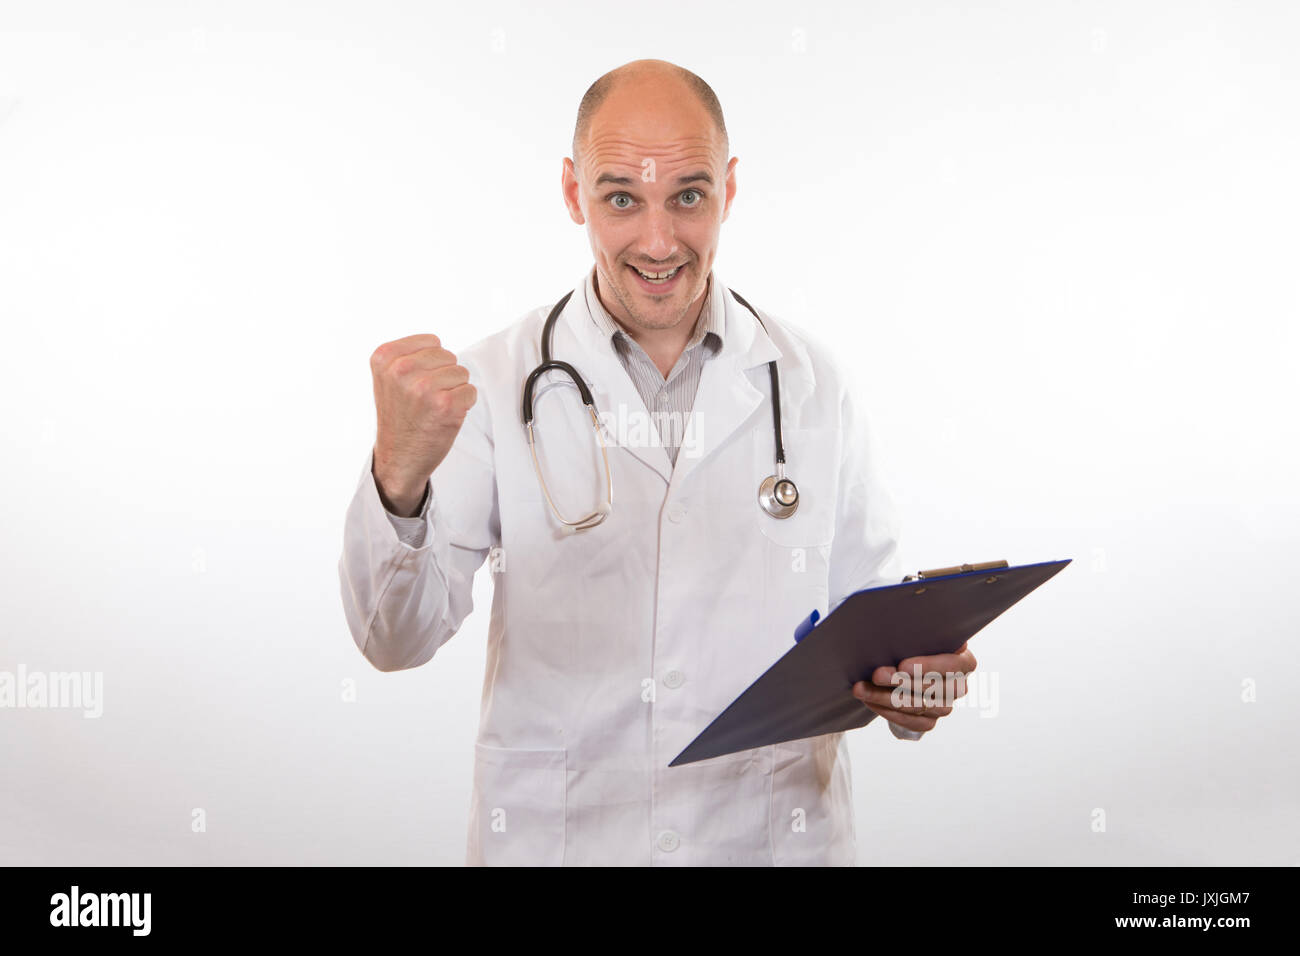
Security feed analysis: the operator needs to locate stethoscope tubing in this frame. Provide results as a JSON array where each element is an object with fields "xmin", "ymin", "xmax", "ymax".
[{"xmin": 520, "ymin": 283, "xmax": 797, "ymax": 528}]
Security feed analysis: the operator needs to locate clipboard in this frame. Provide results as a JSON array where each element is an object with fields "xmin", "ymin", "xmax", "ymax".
[{"xmin": 668, "ymin": 558, "xmax": 1071, "ymax": 767}]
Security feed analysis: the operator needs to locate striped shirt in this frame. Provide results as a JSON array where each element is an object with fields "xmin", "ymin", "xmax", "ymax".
[{"xmin": 582, "ymin": 265, "xmax": 724, "ymax": 467}]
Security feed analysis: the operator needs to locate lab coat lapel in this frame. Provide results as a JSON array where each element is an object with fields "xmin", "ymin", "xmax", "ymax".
[
  {"xmin": 669, "ymin": 273, "xmax": 783, "ymax": 490},
  {"xmin": 555, "ymin": 267, "xmax": 784, "ymax": 489},
  {"xmin": 558, "ymin": 271, "xmax": 673, "ymax": 485}
]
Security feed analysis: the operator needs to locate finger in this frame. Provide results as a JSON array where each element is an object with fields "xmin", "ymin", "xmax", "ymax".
[
  {"xmin": 443, "ymin": 382, "xmax": 477, "ymax": 413},
  {"xmin": 870, "ymin": 665, "xmax": 897, "ymax": 686},
  {"xmin": 863, "ymin": 703, "xmax": 937, "ymax": 734},
  {"xmin": 896, "ymin": 649, "xmax": 977, "ymax": 678},
  {"xmin": 895, "ymin": 652, "xmax": 975, "ymax": 675},
  {"xmin": 370, "ymin": 334, "xmax": 443, "ymax": 370},
  {"xmin": 422, "ymin": 363, "xmax": 471, "ymax": 390},
  {"xmin": 384, "ymin": 333, "xmax": 444, "ymax": 356},
  {"xmin": 852, "ymin": 681, "xmax": 957, "ymax": 713},
  {"xmin": 863, "ymin": 670, "xmax": 959, "ymax": 704},
  {"xmin": 878, "ymin": 668, "xmax": 970, "ymax": 703},
  {"xmin": 389, "ymin": 348, "xmax": 461, "ymax": 377}
]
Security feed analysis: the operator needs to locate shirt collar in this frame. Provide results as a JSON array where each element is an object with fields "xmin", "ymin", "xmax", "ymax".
[{"xmin": 584, "ymin": 264, "xmax": 725, "ymax": 356}]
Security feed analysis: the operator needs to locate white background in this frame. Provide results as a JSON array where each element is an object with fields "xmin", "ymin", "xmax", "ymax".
[{"xmin": 1, "ymin": 0, "xmax": 1296, "ymax": 865}]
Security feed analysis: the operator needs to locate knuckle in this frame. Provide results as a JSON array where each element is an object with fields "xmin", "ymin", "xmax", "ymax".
[
  {"xmin": 430, "ymin": 389, "xmax": 455, "ymax": 415},
  {"xmin": 413, "ymin": 374, "xmax": 439, "ymax": 403},
  {"xmin": 405, "ymin": 375, "xmax": 433, "ymax": 403}
]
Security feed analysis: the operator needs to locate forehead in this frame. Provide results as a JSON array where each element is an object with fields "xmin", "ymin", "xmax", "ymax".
[
  {"xmin": 585, "ymin": 142, "xmax": 719, "ymax": 190},
  {"xmin": 579, "ymin": 83, "xmax": 724, "ymax": 184}
]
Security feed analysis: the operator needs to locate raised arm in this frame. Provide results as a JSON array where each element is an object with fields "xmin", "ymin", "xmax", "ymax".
[{"xmin": 338, "ymin": 335, "xmax": 498, "ymax": 671}]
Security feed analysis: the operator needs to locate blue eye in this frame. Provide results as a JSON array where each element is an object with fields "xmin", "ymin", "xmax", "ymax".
[
  {"xmin": 680, "ymin": 189, "xmax": 703, "ymax": 206},
  {"xmin": 610, "ymin": 194, "xmax": 633, "ymax": 209}
]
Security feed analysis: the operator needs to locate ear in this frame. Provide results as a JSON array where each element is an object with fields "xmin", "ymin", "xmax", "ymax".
[
  {"xmin": 561, "ymin": 158, "xmax": 586, "ymax": 225},
  {"xmin": 720, "ymin": 156, "xmax": 739, "ymax": 224}
]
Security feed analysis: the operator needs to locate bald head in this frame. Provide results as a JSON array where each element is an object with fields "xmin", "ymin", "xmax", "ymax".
[
  {"xmin": 561, "ymin": 59, "xmax": 738, "ymax": 341},
  {"xmin": 571, "ymin": 59, "xmax": 729, "ymax": 174}
]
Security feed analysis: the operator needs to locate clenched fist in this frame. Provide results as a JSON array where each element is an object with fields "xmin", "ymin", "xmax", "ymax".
[{"xmin": 370, "ymin": 334, "xmax": 477, "ymax": 517}]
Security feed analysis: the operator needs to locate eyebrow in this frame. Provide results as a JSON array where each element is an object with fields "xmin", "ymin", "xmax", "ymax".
[{"xmin": 594, "ymin": 170, "xmax": 715, "ymax": 188}]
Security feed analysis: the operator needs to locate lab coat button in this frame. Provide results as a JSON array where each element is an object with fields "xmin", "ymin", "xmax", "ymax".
[
  {"xmin": 656, "ymin": 830, "xmax": 681, "ymax": 852},
  {"xmin": 667, "ymin": 505, "xmax": 687, "ymax": 523},
  {"xmin": 663, "ymin": 669, "xmax": 685, "ymax": 689}
]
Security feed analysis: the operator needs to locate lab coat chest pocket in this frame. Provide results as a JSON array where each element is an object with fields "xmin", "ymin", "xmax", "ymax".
[
  {"xmin": 751, "ymin": 426, "xmax": 838, "ymax": 647},
  {"xmin": 752, "ymin": 426, "xmax": 838, "ymax": 548},
  {"xmin": 468, "ymin": 743, "xmax": 567, "ymax": 867}
]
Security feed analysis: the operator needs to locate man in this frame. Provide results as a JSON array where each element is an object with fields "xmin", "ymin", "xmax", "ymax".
[{"xmin": 339, "ymin": 59, "xmax": 976, "ymax": 865}]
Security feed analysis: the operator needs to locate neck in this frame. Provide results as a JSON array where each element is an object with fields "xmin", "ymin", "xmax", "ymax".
[{"xmin": 596, "ymin": 272, "xmax": 710, "ymax": 379}]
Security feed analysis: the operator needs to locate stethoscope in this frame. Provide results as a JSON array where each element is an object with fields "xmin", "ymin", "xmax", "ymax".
[{"xmin": 521, "ymin": 286, "xmax": 799, "ymax": 532}]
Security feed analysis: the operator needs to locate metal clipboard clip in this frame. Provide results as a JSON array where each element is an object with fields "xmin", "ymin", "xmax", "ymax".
[{"xmin": 902, "ymin": 559, "xmax": 1010, "ymax": 583}]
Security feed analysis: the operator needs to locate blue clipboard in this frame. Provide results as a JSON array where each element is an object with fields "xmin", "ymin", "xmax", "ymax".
[{"xmin": 668, "ymin": 558, "xmax": 1071, "ymax": 766}]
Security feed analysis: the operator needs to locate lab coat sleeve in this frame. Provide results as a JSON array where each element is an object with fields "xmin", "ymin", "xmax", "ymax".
[
  {"xmin": 338, "ymin": 366, "xmax": 498, "ymax": 672},
  {"xmin": 827, "ymin": 375, "xmax": 903, "ymax": 613},
  {"xmin": 827, "ymin": 368, "xmax": 922, "ymax": 740}
]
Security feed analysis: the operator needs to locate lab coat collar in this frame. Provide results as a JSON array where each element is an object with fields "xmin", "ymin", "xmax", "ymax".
[
  {"xmin": 554, "ymin": 264, "xmax": 783, "ymax": 486},
  {"xmin": 563, "ymin": 263, "xmax": 781, "ymax": 371},
  {"xmin": 584, "ymin": 266, "xmax": 726, "ymax": 354}
]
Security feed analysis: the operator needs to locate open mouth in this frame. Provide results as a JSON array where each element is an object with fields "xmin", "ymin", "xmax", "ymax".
[{"xmin": 627, "ymin": 263, "xmax": 685, "ymax": 290}]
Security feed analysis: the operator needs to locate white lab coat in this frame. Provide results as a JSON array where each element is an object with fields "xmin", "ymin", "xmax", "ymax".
[{"xmin": 338, "ymin": 266, "xmax": 906, "ymax": 866}]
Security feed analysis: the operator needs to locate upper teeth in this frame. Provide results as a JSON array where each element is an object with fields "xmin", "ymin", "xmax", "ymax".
[{"xmin": 636, "ymin": 266, "xmax": 679, "ymax": 279}]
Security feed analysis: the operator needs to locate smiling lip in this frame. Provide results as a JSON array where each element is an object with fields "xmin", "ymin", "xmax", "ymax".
[{"xmin": 627, "ymin": 263, "xmax": 687, "ymax": 290}]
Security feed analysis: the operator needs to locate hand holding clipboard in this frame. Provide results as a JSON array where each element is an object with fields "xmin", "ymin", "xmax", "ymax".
[{"xmin": 669, "ymin": 559, "xmax": 1071, "ymax": 766}]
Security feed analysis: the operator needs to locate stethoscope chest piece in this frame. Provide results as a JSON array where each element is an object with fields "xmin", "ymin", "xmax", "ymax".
[{"xmin": 758, "ymin": 472, "xmax": 799, "ymax": 519}]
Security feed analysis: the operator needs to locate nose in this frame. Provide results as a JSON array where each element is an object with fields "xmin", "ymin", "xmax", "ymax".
[{"xmin": 638, "ymin": 208, "xmax": 679, "ymax": 263}]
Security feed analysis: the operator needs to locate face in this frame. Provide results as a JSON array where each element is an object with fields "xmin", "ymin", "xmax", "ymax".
[{"xmin": 562, "ymin": 78, "xmax": 738, "ymax": 336}]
